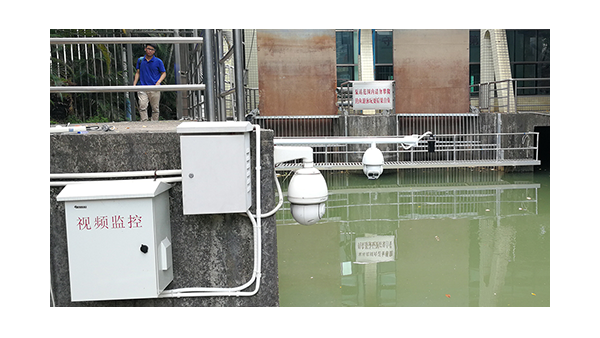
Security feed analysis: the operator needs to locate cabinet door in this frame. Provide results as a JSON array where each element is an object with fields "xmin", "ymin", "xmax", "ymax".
[
  {"xmin": 65, "ymin": 198, "xmax": 158, "ymax": 301},
  {"xmin": 180, "ymin": 134, "xmax": 251, "ymax": 214}
]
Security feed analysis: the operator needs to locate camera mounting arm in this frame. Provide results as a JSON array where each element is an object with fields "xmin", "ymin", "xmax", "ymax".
[{"xmin": 274, "ymin": 146, "xmax": 315, "ymax": 167}]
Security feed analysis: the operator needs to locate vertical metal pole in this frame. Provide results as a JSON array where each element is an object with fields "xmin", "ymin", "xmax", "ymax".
[
  {"xmin": 216, "ymin": 30, "xmax": 226, "ymax": 121},
  {"xmin": 192, "ymin": 29, "xmax": 201, "ymax": 120},
  {"xmin": 535, "ymin": 132, "xmax": 539, "ymax": 162},
  {"xmin": 122, "ymin": 46, "xmax": 132, "ymax": 121},
  {"xmin": 179, "ymin": 32, "xmax": 190, "ymax": 119},
  {"xmin": 203, "ymin": 29, "xmax": 216, "ymax": 121},
  {"xmin": 234, "ymin": 29, "xmax": 246, "ymax": 122},
  {"xmin": 174, "ymin": 29, "xmax": 183, "ymax": 120}
]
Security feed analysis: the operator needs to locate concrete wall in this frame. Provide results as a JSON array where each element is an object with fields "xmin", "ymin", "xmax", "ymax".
[
  {"xmin": 50, "ymin": 128, "xmax": 278, "ymax": 306},
  {"xmin": 393, "ymin": 29, "xmax": 470, "ymax": 114},
  {"xmin": 477, "ymin": 112, "xmax": 550, "ymax": 171},
  {"xmin": 345, "ymin": 115, "xmax": 398, "ymax": 162},
  {"xmin": 478, "ymin": 112, "xmax": 550, "ymax": 134},
  {"xmin": 257, "ymin": 29, "xmax": 338, "ymax": 116}
]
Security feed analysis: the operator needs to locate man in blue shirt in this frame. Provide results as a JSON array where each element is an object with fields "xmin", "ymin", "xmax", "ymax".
[{"xmin": 133, "ymin": 44, "xmax": 166, "ymax": 121}]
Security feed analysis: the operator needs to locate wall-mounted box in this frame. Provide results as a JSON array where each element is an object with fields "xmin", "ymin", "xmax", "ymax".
[
  {"xmin": 177, "ymin": 121, "xmax": 253, "ymax": 215},
  {"xmin": 56, "ymin": 179, "xmax": 173, "ymax": 302}
]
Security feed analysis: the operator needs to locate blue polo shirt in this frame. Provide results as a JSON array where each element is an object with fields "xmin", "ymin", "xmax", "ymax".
[{"xmin": 136, "ymin": 56, "xmax": 166, "ymax": 85}]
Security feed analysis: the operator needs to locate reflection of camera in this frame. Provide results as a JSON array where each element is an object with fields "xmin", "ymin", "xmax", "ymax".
[
  {"xmin": 287, "ymin": 165, "xmax": 328, "ymax": 225},
  {"xmin": 362, "ymin": 144, "xmax": 384, "ymax": 180}
]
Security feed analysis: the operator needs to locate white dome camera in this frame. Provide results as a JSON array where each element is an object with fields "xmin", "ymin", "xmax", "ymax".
[
  {"xmin": 362, "ymin": 143, "xmax": 384, "ymax": 180},
  {"xmin": 287, "ymin": 165, "xmax": 328, "ymax": 225}
]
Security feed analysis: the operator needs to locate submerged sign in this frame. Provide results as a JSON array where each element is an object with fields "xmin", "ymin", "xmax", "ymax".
[
  {"xmin": 355, "ymin": 235, "xmax": 395, "ymax": 263},
  {"xmin": 352, "ymin": 81, "xmax": 394, "ymax": 110}
]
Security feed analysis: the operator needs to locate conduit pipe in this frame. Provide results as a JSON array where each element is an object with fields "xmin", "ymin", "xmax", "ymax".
[
  {"xmin": 49, "ymin": 177, "xmax": 183, "ymax": 187},
  {"xmin": 158, "ymin": 124, "xmax": 263, "ymax": 298},
  {"xmin": 50, "ymin": 170, "xmax": 183, "ymax": 187},
  {"xmin": 50, "ymin": 169, "xmax": 182, "ymax": 180}
]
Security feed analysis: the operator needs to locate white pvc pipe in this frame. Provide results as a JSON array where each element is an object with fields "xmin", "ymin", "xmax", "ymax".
[
  {"xmin": 157, "ymin": 125, "xmax": 263, "ymax": 298},
  {"xmin": 49, "ymin": 177, "xmax": 183, "ymax": 187},
  {"xmin": 255, "ymin": 170, "xmax": 283, "ymax": 218},
  {"xmin": 50, "ymin": 125, "xmax": 87, "ymax": 134},
  {"xmin": 50, "ymin": 169, "xmax": 182, "ymax": 180}
]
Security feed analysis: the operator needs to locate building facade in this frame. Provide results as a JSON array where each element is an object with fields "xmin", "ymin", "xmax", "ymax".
[
  {"xmin": 247, "ymin": 29, "xmax": 549, "ymax": 116},
  {"xmin": 255, "ymin": 29, "xmax": 469, "ymax": 116}
]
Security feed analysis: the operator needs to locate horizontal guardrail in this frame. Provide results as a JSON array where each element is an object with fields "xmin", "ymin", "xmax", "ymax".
[
  {"xmin": 50, "ymin": 37, "xmax": 204, "ymax": 45},
  {"xmin": 50, "ymin": 84, "xmax": 206, "ymax": 93}
]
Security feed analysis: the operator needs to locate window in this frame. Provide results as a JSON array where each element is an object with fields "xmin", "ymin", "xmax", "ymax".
[
  {"xmin": 469, "ymin": 29, "xmax": 549, "ymax": 95},
  {"xmin": 336, "ymin": 30, "xmax": 357, "ymax": 86},
  {"xmin": 374, "ymin": 30, "xmax": 393, "ymax": 80},
  {"xmin": 469, "ymin": 30, "xmax": 480, "ymax": 94},
  {"xmin": 507, "ymin": 29, "xmax": 550, "ymax": 95}
]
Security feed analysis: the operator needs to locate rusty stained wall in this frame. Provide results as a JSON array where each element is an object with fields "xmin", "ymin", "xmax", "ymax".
[
  {"xmin": 257, "ymin": 30, "xmax": 337, "ymax": 116},
  {"xmin": 393, "ymin": 29, "xmax": 470, "ymax": 114}
]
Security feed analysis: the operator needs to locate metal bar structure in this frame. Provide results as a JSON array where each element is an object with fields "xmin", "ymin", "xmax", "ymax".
[
  {"xmin": 471, "ymin": 78, "xmax": 550, "ymax": 113},
  {"xmin": 233, "ymin": 29, "xmax": 246, "ymax": 121},
  {"xmin": 188, "ymin": 29, "xmax": 204, "ymax": 120},
  {"xmin": 50, "ymin": 31, "xmax": 207, "ymax": 122},
  {"xmin": 194, "ymin": 29, "xmax": 247, "ymax": 121},
  {"xmin": 51, "ymin": 30, "xmax": 250, "ymax": 122},
  {"xmin": 50, "ymin": 37, "xmax": 204, "ymax": 45},
  {"xmin": 215, "ymin": 30, "xmax": 227, "ymax": 121},
  {"xmin": 272, "ymin": 132, "xmax": 540, "ymax": 171},
  {"xmin": 202, "ymin": 29, "xmax": 217, "ymax": 121},
  {"xmin": 50, "ymin": 84, "xmax": 206, "ymax": 93}
]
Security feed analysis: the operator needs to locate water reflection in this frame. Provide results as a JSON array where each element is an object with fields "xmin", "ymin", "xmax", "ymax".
[{"xmin": 276, "ymin": 168, "xmax": 550, "ymax": 307}]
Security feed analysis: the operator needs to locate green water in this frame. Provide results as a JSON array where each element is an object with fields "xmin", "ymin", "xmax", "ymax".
[{"xmin": 276, "ymin": 168, "xmax": 550, "ymax": 307}]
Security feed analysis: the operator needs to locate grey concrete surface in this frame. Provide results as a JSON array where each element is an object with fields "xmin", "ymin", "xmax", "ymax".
[{"xmin": 50, "ymin": 124, "xmax": 279, "ymax": 306}]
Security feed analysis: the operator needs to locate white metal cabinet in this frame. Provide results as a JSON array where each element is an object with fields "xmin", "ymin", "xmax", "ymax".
[
  {"xmin": 177, "ymin": 121, "xmax": 253, "ymax": 215},
  {"xmin": 57, "ymin": 179, "xmax": 173, "ymax": 302}
]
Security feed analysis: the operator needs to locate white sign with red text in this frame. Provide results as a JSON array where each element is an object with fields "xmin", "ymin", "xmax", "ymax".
[{"xmin": 352, "ymin": 81, "xmax": 394, "ymax": 110}]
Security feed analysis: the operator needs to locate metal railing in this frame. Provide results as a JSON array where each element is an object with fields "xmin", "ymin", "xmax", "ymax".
[
  {"xmin": 50, "ymin": 30, "xmax": 249, "ymax": 122},
  {"xmin": 470, "ymin": 78, "xmax": 550, "ymax": 113},
  {"xmin": 50, "ymin": 37, "xmax": 204, "ymax": 45},
  {"xmin": 273, "ymin": 132, "xmax": 540, "ymax": 170},
  {"xmin": 50, "ymin": 84, "xmax": 206, "ymax": 93},
  {"xmin": 245, "ymin": 88, "xmax": 260, "ymax": 115},
  {"xmin": 50, "ymin": 33, "xmax": 206, "ymax": 121},
  {"xmin": 253, "ymin": 115, "xmax": 341, "ymax": 137}
]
